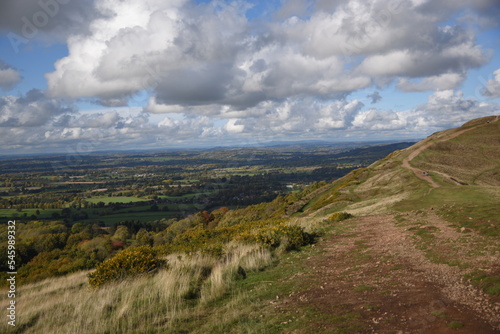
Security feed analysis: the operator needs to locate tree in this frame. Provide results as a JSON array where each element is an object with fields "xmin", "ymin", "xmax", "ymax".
[{"xmin": 112, "ymin": 225, "xmax": 130, "ymax": 241}]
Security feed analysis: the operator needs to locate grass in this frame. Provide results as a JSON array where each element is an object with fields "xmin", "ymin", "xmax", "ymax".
[
  {"xmin": 86, "ymin": 196, "xmax": 148, "ymax": 204},
  {"xmin": 448, "ymin": 321, "xmax": 464, "ymax": 329},
  {"xmin": 463, "ymin": 270, "xmax": 500, "ymax": 295},
  {"xmin": 411, "ymin": 119, "xmax": 500, "ymax": 187},
  {"xmin": 0, "ymin": 208, "xmax": 60, "ymax": 219},
  {"xmin": 0, "ymin": 218, "xmax": 356, "ymax": 333},
  {"xmin": 353, "ymin": 284, "xmax": 376, "ymax": 292},
  {"xmin": 437, "ymin": 202, "xmax": 500, "ymax": 237},
  {"xmin": 432, "ymin": 311, "xmax": 447, "ymax": 318},
  {"xmin": 0, "ymin": 243, "xmax": 277, "ymax": 334},
  {"xmin": 395, "ymin": 185, "xmax": 498, "ymax": 212}
]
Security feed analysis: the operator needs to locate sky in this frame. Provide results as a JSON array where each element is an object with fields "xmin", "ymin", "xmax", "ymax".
[{"xmin": 0, "ymin": 0, "xmax": 500, "ymax": 154}]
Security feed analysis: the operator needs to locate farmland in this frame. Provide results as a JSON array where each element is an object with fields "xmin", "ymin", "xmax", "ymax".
[{"xmin": 0, "ymin": 141, "xmax": 413, "ymax": 226}]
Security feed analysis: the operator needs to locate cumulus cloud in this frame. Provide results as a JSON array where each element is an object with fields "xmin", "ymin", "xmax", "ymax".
[
  {"xmin": 224, "ymin": 119, "xmax": 245, "ymax": 134},
  {"xmin": 408, "ymin": 89, "xmax": 498, "ymax": 129},
  {"xmin": 44, "ymin": 0, "xmax": 494, "ymax": 112},
  {"xmin": 46, "ymin": 0, "xmax": 249, "ymax": 104},
  {"xmin": 217, "ymin": 97, "xmax": 366, "ymax": 140},
  {"xmin": 350, "ymin": 90, "xmax": 499, "ymax": 135},
  {"xmin": 2, "ymin": 0, "xmax": 499, "ymax": 153},
  {"xmin": 0, "ymin": 90, "xmax": 231, "ymax": 152},
  {"xmin": 397, "ymin": 72, "xmax": 466, "ymax": 92},
  {"xmin": 352, "ymin": 109, "xmax": 406, "ymax": 130},
  {"xmin": 0, "ymin": 0, "xmax": 100, "ymax": 44},
  {"xmin": 0, "ymin": 60, "xmax": 22, "ymax": 91},
  {"xmin": 481, "ymin": 69, "xmax": 500, "ymax": 98},
  {"xmin": 0, "ymin": 89, "xmax": 75, "ymax": 127}
]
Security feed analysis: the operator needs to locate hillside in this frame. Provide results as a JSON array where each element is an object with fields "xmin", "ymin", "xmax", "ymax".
[
  {"xmin": 297, "ymin": 115, "xmax": 500, "ymax": 217},
  {"xmin": 278, "ymin": 115, "xmax": 500, "ymax": 333},
  {"xmin": 1, "ymin": 116, "xmax": 499, "ymax": 333}
]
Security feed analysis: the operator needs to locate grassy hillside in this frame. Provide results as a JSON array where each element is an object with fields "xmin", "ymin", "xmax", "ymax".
[
  {"xmin": 295, "ymin": 115, "xmax": 500, "ymax": 217},
  {"xmin": 1, "ymin": 116, "xmax": 499, "ymax": 333}
]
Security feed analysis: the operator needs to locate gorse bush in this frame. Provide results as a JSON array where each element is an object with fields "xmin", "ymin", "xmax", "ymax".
[
  {"xmin": 237, "ymin": 223, "xmax": 313, "ymax": 250},
  {"xmin": 88, "ymin": 246, "xmax": 165, "ymax": 288},
  {"xmin": 328, "ymin": 212, "xmax": 353, "ymax": 222},
  {"xmin": 88, "ymin": 217, "xmax": 315, "ymax": 288}
]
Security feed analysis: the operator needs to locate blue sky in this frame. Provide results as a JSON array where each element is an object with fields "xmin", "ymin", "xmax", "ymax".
[{"xmin": 0, "ymin": 0, "xmax": 499, "ymax": 154}]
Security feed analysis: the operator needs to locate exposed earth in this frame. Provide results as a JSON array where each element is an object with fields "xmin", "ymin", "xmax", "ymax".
[
  {"xmin": 270, "ymin": 116, "xmax": 500, "ymax": 333},
  {"xmin": 274, "ymin": 212, "xmax": 500, "ymax": 333}
]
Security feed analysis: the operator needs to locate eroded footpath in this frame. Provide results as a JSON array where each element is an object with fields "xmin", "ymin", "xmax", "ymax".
[{"xmin": 275, "ymin": 213, "xmax": 500, "ymax": 333}]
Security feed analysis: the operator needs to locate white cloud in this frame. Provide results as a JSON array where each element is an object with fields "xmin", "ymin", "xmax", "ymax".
[
  {"xmin": 345, "ymin": 89, "xmax": 498, "ymax": 134},
  {"xmin": 224, "ymin": 119, "xmax": 244, "ymax": 134},
  {"xmin": 44, "ymin": 0, "xmax": 493, "ymax": 110},
  {"xmin": 481, "ymin": 68, "xmax": 500, "ymax": 98},
  {"xmin": 397, "ymin": 72, "xmax": 466, "ymax": 92},
  {"xmin": 220, "ymin": 98, "xmax": 366, "ymax": 139},
  {"xmin": 0, "ymin": 68, "xmax": 21, "ymax": 91},
  {"xmin": 0, "ymin": 60, "xmax": 22, "ymax": 91},
  {"xmin": 352, "ymin": 109, "xmax": 407, "ymax": 130},
  {"xmin": 2, "ymin": 0, "xmax": 500, "ymax": 153},
  {"xmin": 0, "ymin": 89, "xmax": 74, "ymax": 127}
]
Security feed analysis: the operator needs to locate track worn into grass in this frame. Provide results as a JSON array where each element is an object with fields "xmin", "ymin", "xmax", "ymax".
[
  {"xmin": 401, "ymin": 116, "xmax": 499, "ymax": 189},
  {"xmin": 275, "ymin": 213, "xmax": 500, "ymax": 333}
]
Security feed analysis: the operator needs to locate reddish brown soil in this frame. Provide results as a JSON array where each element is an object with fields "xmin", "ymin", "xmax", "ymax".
[{"xmin": 276, "ymin": 214, "xmax": 500, "ymax": 333}]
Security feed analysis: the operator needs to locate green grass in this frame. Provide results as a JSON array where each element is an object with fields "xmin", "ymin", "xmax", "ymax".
[
  {"xmin": 86, "ymin": 196, "xmax": 148, "ymax": 204},
  {"xmin": 448, "ymin": 321, "xmax": 464, "ymax": 329},
  {"xmin": 431, "ymin": 311, "xmax": 447, "ymax": 318},
  {"xmin": 353, "ymin": 284, "xmax": 376, "ymax": 292},
  {"xmin": 159, "ymin": 192, "xmax": 210, "ymax": 200},
  {"xmin": 0, "ymin": 208, "xmax": 60, "ymax": 219},
  {"xmin": 395, "ymin": 185, "xmax": 497, "ymax": 212},
  {"xmin": 463, "ymin": 270, "xmax": 500, "ymax": 295},
  {"xmin": 438, "ymin": 202, "xmax": 500, "ymax": 237}
]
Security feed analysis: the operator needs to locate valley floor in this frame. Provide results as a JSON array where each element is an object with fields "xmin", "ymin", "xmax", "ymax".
[{"xmin": 275, "ymin": 212, "xmax": 500, "ymax": 333}]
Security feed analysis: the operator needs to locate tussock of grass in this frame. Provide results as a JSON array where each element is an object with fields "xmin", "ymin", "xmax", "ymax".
[
  {"xmin": 463, "ymin": 270, "xmax": 500, "ymax": 295},
  {"xmin": 0, "ymin": 243, "xmax": 274, "ymax": 333},
  {"xmin": 448, "ymin": 321, "xmax": 464, "ymax": 329}
]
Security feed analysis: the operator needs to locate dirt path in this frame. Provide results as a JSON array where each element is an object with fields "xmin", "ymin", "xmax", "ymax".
[
  {"xmin": 277, "ymin": 214, "xmax": 500, "ymax": 333},
  {"xmin": 401, "ymin": 122, "xmax": 491, "ymax": 188}
]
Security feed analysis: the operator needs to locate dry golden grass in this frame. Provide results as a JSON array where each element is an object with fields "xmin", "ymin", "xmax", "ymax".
[{"xmin": 0, "ymin": 243, "xmax": 273, "ymax": 333}]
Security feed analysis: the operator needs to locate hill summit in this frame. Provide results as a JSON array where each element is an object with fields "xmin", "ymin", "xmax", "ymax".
[{"xmin": 293, "ymin": 115, "xmax": 500, "ymax": 217}]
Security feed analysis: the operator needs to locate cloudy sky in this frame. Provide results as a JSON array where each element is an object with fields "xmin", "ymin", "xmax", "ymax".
[{"xmin": 0, "ymin": 0, "xmax": 499, "ymax": 154}]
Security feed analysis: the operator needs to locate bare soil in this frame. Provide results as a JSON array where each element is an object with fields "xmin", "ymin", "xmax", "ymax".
[{"xmin": 275, "ymin": 213, "xmax": 500, "ymax": 333}]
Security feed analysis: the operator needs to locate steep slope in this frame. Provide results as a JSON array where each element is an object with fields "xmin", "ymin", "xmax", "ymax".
[{"xmin": 296, "ymin": 115, "xmax": 500, "ymax": 217}]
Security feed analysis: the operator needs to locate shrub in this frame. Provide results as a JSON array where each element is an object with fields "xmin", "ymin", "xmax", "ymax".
[
  {"xmin": 238, "ymin": 224, "xmax": 314, "ymax": 251},
  {"xmin": 87, "ymin": 246, "xmax": 165, "ymax": 288},
  {"xmin": 328, "ymin": 212, "xmax": 353, "ymax": 222}
]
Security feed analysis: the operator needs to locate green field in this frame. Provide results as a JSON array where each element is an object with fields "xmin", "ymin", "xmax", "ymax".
[
  {"xmin": 80, "ymin": 211, "xmax": 176, "ymax": 225},
  {"xmin": 0, "ymin": 208, "xmax": 61, "ymax": 219},
  {"xmin": 86, "ymin": 196, "xmax": 149, "ymax": 204}
]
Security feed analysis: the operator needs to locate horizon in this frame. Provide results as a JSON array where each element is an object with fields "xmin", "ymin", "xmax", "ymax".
[
  {"xmin": 1, "ymin": 0, "xmax": 500, "ymax": 154},
  {"xmin": 0, "ymin": 137, "xmax": 419, "ymax": 159}
]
